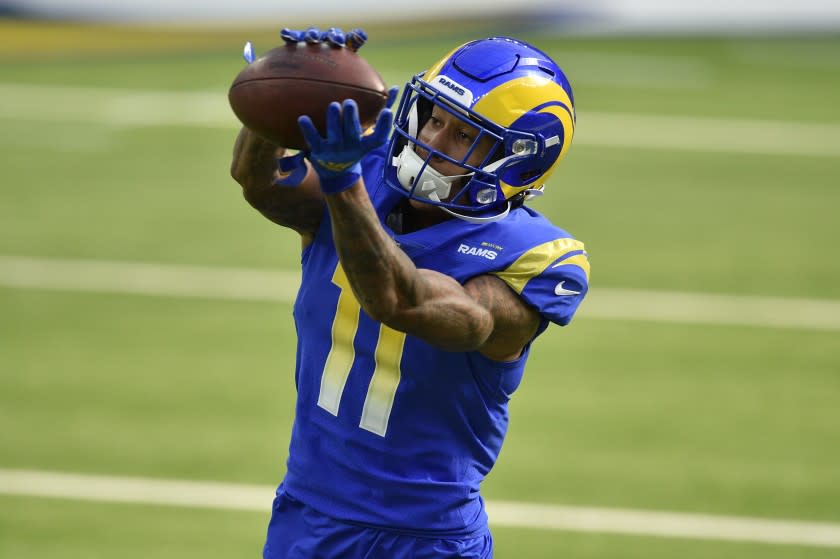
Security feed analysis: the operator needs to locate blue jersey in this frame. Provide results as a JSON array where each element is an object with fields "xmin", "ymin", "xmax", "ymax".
[{"xmin": 282, "ymin": 146, "xmax": 590, "ymax": 536}]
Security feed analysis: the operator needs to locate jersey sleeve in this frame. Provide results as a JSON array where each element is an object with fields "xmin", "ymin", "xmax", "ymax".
[{"xmin": 492, "ymin": 237, "xmax": 590, "ymax": 326}]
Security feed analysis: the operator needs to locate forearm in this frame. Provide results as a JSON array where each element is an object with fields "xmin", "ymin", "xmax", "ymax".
[
  {"xmin": 230, "ymin": 127, "xmax": 281, "ymax": 191},
  {"xmin": 325, "ymin": 184, "xmax": 493, "ymax": 350},
  {"xmin": 325, "ymin": 183, "xmax": 412, "ymax": 311},
  {"xmin": 230, "ymin": 127, "xmax": 324, "ymax": 235}
]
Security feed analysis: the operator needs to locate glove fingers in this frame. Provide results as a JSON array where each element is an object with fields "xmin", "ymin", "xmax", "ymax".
[
  {"xmin": 386, "ymin": 86, "xmax": 399, "ymax": 110},
  {"xmin": 280, "ymin": 28, "xmax": 304, "ymax": 44},
  {"xmin": 298, "ymin": 116, "xmax": 323, "ymax": 152},
  {"xmin": 345, "ymin": 28, "xmax": 367, "ymax": 52},
  {"xmin": 281, "ymin": 26, "xmax": 359, "ymax": 49},
  {"xmin": 243, "ymin": 41, "xmax": 255, "ymax": 63},
  {"xmin": 376, "ymin": 108, "xmax": 394, "ymax": 142},
  {"xmin": 363, "ymin": 108, "xmax": 393, "ymax": 150},
  {"xmin": 304, "ymin": 27, "xmax": 322, "ymax": 43},
  {"xmin": 342, "ymin": 99, "xmax": 362, "ymax": 143},
  {"xmin": 325, "ymin": 27, "xmax": 345, "ymax": 48},
  {"xmin": 325, "ymin": 102, "xmax": 343, "ymax": 144}
]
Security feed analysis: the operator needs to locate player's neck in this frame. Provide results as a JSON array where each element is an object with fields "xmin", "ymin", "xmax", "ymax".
[{"xmin": 388, "ymin": 200, "xmax": 452, "ymax": 234}]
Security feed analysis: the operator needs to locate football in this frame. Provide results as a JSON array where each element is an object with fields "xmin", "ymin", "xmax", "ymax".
[{"xmin": 228, "ymin": 43, "xmax": 389, "ymax": 149}]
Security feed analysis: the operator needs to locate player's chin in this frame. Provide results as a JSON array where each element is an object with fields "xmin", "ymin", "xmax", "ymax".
[{"xmin": 408, "ymin": 197, "xmax": 438, "ymax": 212}]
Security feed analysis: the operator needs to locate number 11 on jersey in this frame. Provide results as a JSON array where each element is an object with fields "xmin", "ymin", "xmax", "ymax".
[{"xmin": 317, "ymin": 262, "xmax": 406, "ymax": 436}]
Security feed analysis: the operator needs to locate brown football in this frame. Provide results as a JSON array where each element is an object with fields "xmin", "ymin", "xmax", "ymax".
[{"xmin": 228, "ymin": 43, "xmax": 389, "ymax": 149}]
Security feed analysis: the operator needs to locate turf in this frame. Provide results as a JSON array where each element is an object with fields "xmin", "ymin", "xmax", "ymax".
[
  {"xmin": 1, "ymin": 19, "xmax": 838, "ymax": 558},
  {"xmin": 2, "ymin": 496, "xmax": 838, "ymax": 559}
]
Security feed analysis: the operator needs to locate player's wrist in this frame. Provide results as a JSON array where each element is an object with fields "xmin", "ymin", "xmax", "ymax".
[
  {"xmin": 274, "ymin": 152, "xmax": 309, "ymax": 187},
  {"xmin": 313, "ymin": 162, "xmax": 362, "ymax": 194}
]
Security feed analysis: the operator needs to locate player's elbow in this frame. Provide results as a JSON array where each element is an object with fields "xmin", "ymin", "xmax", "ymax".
[
  {"xmin": 230, "ymin": 131, "xmax": 249, "ymax": 186},
  {"xmin": 230, "ymin": 151, "xmax": 257, "ymax": 190},
  {"xmin": 369, "ymin": 301, "xmax": 494, "ymax": 353},
  {"xmin": 437, "ymin": 331, "xmax": 491, "ymax": 353},
  {"xmin": 424, "ymin": 320, "xmax": 492, "ymax": 353},
  {"xmin": 361, "ymin": 292, "xmax": 404, "ymax": 326},
  {"xmin": 443, "ymin": 317, "xmax": 494, "ymax": 352},
  {"xmin": 230, "ymin": 159, "xmax": 244, "ymax": 186}
]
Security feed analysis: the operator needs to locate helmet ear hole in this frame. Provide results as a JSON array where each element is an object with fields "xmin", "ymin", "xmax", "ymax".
[{"xmin": 416, "ymin": 97, "xmax": 433, "ymax": 134}]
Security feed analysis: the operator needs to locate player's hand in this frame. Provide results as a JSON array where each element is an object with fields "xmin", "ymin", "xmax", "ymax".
[
  {"xmin": 385, "ymin": 85, "xmax": 399, "ymax": 110},
  {"xmin": 242, "ymin": 26, "xmax": 366, "ymax": 63},
  {"xmin": 280, "ymin": 27, "xmax": 367, "ymax": 51},
  {"xmin": 298, "ymin": 99, "xmax": 392, "ymax": 194},
  {"xmin": 273, "ymin": 85, "xmax": 395, "ymax": 190}
]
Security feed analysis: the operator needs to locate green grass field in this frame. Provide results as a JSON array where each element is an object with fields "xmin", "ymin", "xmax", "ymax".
[{"xmin": 1, "ymin": 20, "xmax": 839, "ymax": 558}]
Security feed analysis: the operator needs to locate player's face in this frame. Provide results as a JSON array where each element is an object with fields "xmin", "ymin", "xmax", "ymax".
[{"xmin": 415, "ymin": 105, "xmax": 495, "ymax": 178}]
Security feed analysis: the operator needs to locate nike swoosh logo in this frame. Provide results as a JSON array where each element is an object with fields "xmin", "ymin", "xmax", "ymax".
[{"xmin": 555, "ymin": 281, "xmax": 581, "ymax": 296}]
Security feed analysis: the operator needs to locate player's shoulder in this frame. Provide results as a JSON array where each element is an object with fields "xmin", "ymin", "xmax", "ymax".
[
  {"xmin": 486, "ymin": 205, "xmax": 590, "ymax": 327},
  {"xmin": 487, "ymin": 205, "xmax": 585, "ymax": 262}
]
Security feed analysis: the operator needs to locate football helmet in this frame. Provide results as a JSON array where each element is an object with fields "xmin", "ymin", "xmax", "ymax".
[{"xmin": 384, "ymin": 37, "xmax": 576, "ymax": 223}]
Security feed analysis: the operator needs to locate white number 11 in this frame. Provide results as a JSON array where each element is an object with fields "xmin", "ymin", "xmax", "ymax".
[{"xmin": 316, "ymin": 263, "xmax": 406, "ymax": 437}]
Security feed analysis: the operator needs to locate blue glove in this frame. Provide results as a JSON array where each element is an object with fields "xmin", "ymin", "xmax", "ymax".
[
  {"xmin": 273, "ymin": 87, "xmax": 398, "ymax": 189},
  {"xmin": 280, "ymin": 26, "xmax": 366, "ymax": 51},
  {"xmin": 298, "ymin": 99, "xmax": 393, "ymax": 194},
  {"xmin": 344, "ymin": 28, "xmax": 368, "ymax": 52},
  {"xmin": 273, "ymin": 152, "xmax": 309, "ymax": 187}
]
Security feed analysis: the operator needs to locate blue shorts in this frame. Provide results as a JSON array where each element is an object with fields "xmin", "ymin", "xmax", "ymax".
[{"xmin": 263, "ymin": 486, "xmax": 493, "ymax": 559}]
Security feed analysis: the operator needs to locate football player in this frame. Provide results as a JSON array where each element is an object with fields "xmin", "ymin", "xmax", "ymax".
[{"xmin": 230, "ymin": 27, "xmax": 590, "ymax": 559}]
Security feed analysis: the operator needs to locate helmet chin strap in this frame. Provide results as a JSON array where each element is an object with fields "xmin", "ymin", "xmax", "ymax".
[{"xmin": 440, "ymin": 202, "xmax": 511, "ymax": 224}]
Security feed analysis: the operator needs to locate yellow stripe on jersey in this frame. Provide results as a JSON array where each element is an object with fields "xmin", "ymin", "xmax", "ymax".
[
  {"xmin": 493, "ymin": 238, "xmax": 586, "ymax": 294},
  {"xmin": 551, "ymin": 252, "xmax": 591, "ymax": 282},
  {"xmin": 317, "ymin": 264, "xmax": 360, "ymax": 416},
  {"xmin": 360, "ymin": 325, "xmax": 406, "ymax": 437}
]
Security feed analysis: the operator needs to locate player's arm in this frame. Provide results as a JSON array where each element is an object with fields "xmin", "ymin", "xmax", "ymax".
[
  {"xmin": 228, "ymin": 27, "xmax": 373, "ymax": 243},
  {"xmin": 296, "ymin": 99, "xmax": 540, "ymax": 359},
  {"xmin": 230, "ymin": 126, "xmax": 325, "ymax": 244},
  {"xmin": 326, "ymin": 186, "xmax": 541, "ymax": 360}
]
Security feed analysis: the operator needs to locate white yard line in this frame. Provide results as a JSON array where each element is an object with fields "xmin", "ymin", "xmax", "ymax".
[
  {"xmin": 579, "ymin": 111, "xmax": 840, "ymax": 158},
  {"xmin": 0, "ymin": 255, "xmax": 300, "ymax": 302},
  {"xmin": 2, "ymin": 255, "xmax": 840, "ymax": 331},
  {"xmin": 585, "ymin": 287, "xmax": 840, "ymax": 331},
  {"xmin": 1, "ymin": 83, "xmax": 838, "ymax": 157},
  {"xmin": 1, "ymin": 468, "xmax": 839, "ymax": 547},
  {"xmin": 0, "ymin": 83, "xmax": 232, "ymax": 129}
]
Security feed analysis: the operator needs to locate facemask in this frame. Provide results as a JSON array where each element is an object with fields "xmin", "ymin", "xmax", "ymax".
[{"xmin": 392, "ymin": 145, "xmax": 471, "ymax": 202}]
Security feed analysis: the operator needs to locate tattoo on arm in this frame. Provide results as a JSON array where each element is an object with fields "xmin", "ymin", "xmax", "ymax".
[
  {"xmin": 324, "ymin": 182, "xmax": 539, "ymax": 358},
  {"xmin": 325, "ymin": 184, "xmax": 494, "ymax": 351},
  {"xmin": 230, "ymin": 127, "xmax": 325, "ymax": 237},
  {"xmin": 464, "ymin": 275, "xmax": 540, "ymax": 361},
  {"xmin": 325, "ymin": 184, "xmax": 412, "ymax": 311}
]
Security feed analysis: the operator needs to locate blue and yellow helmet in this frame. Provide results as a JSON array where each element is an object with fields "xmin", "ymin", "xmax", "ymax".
[{"xmin": 384, "ymin": 36, "xmax": 576, "ymax": 221}]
